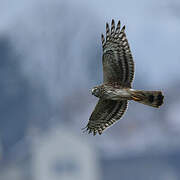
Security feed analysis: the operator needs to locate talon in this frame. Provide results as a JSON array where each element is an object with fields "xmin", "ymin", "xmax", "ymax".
[{"xmin": 132, "ymin": 96, "xmax": 141, "ymax": 101}]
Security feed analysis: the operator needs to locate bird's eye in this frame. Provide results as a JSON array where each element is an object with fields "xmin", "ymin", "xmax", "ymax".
[
  {"xmin": 92, "ymin": 87, "xmax": 100, "ymax": 96},
  {"xmin": 95, "ymin": 88, "xmax": 99, "ymax": 93}
]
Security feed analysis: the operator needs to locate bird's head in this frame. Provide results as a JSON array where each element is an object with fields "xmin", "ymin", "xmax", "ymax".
[{"xmin": 91, "ymin": 86, "xmax": 102, "ymax": 98}]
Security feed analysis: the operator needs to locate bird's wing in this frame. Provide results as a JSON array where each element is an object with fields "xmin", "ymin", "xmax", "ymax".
[
  {"xmin": 101, "ymin": 19, "xmax": 134, "ymax": 87},
  {"xmin": 83, "ymin": 99, "xmax": 128, "ymax": 135}
]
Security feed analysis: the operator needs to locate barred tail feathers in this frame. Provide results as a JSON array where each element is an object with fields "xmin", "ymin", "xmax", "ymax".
[{"xmin": 130, "ymin": 90, "xmax": 164, "ymax": 108}]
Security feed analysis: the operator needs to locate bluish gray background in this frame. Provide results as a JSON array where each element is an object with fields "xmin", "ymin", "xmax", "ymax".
[{"xmin": 0, "ymin": 0, "xmax": 180, "ymax": 179}]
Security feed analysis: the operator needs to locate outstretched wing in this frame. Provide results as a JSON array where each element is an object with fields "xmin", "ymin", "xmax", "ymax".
[
  {"xmin": 101, "ymin": 19, "xmax": 134, "ymax": 87},
  {"xmin": 84, "ymin": 99, "xmax": 128, "ymax": 135}
]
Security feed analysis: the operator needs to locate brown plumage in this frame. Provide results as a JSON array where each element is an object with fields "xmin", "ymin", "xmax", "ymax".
[{"xmin": 83, "ymin": 19, "xmax": 164, "ymax": 136}]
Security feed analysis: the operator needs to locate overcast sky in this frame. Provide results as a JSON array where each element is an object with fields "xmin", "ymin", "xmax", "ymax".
[{"xmin": 0, "ymin": 0, "xmax": 180, "ymax": 161}]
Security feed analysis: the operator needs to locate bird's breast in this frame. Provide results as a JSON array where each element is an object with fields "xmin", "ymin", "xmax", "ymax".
[{"xmin": 102, "ymin": 88, "xmax": 132, "ymax": 100}]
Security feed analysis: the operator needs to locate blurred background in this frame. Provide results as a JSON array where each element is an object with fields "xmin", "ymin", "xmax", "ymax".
[{"xmin": 0, "ymin": 0, "xmax": 180, "ymax": 179}]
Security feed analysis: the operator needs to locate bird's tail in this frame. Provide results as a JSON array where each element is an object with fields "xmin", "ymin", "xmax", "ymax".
[{"xmin": 130, "ymin": 89, "xmax": 164, "ymax": 108}]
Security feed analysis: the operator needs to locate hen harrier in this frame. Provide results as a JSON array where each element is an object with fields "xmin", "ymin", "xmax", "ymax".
[{"xmin": 83, "ymin": 19, "xmax": 164, "ymax": 136}]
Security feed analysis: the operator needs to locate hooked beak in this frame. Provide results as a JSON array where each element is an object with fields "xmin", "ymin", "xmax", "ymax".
[{"xmin": 91, "ymin": 88, "xmax": 95, "ymax": 95}]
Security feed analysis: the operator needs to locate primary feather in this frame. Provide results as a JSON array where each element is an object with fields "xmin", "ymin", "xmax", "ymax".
[{"xmin": 84, "ymin": 19, "xmax": 164, "ymax": 136}]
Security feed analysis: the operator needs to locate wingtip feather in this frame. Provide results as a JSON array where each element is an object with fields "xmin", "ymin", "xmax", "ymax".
[{"xmin": 111, "ymin": 19, "xmax": 115, "ymax": 35}]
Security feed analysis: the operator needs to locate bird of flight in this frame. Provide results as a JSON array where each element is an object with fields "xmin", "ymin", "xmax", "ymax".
[{"xmin": 83, "ymin": 19, "xmax": 164, "ymax": 136}]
